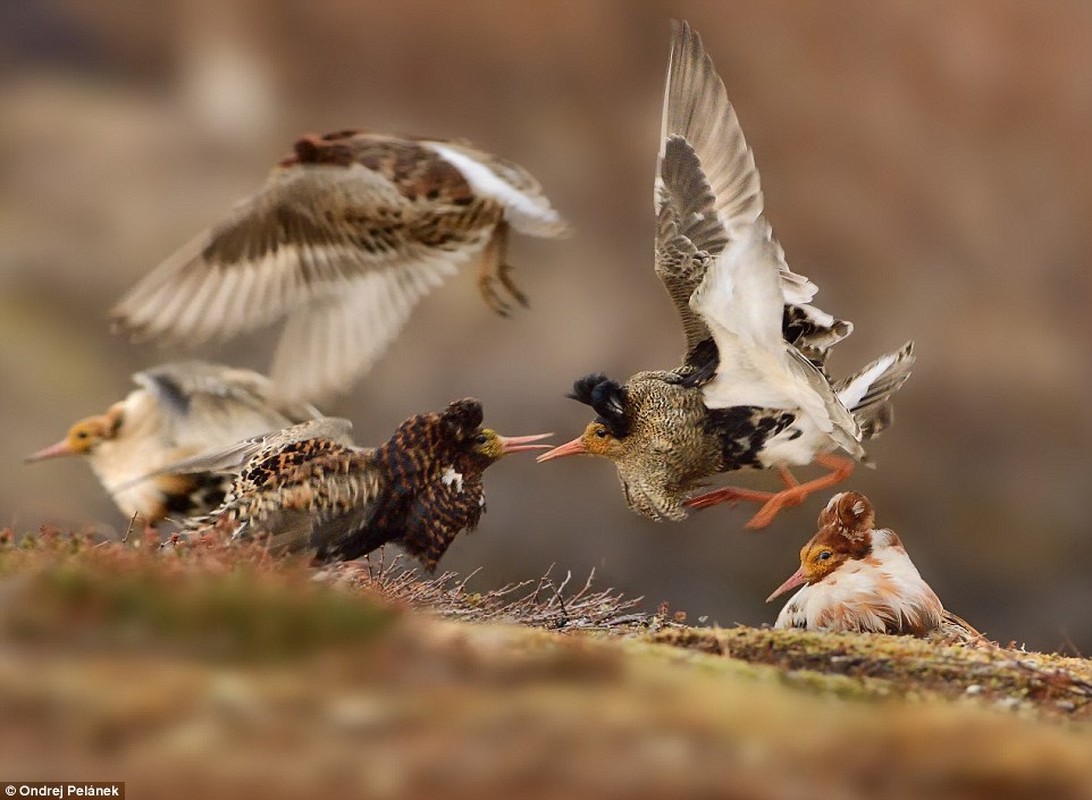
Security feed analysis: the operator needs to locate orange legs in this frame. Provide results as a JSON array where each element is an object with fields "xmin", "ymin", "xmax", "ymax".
[{"xmin": 686, "ymin": 454, "xmax": 856, "ymax": 529}]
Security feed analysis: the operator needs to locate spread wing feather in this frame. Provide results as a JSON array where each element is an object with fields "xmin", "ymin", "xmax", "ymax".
[{"xmin": 657, "ymin": 21, "xmax": 862, "ymax": 453}]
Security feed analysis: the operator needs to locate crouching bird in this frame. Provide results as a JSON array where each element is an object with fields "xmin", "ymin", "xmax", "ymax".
[
  {"xmin": 768, "ymin": 492, "xmax": 980, "ymax": 642},
  {"xmin": 538, "ymin": 21, "xmax": 913, "ymax": 529},
  {"xmin": 25, "ymin": 361, "xmax": 320, "ymax": 530},
  {"xmin": 175, "ymin": 400, "xmax": 551, "ymax": 571},
  {"xmin": 111, "ymin": 129, "xmax": 567, "ymax": 403}
]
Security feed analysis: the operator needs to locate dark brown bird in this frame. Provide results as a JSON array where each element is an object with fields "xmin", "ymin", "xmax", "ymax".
[
  {"xmin": 177, "ymin": 400, "xmax": 551, "ymax": 570},
  {"xmin": 24, "ymin": 361, "xmax": 320, "ymax": 529},
  {"xmin": 111, "ymin": 131, "xmax": 567, "ymax": 403},
  {"xmin": 537, "ymin": 22, "xmax": 914, "ymax": 529}
]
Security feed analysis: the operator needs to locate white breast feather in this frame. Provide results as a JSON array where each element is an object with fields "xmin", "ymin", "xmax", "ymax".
[
  {"xmin": 775, "ymin": 540, "xmax": 942, "ymax": 634},
  {"xmin": 441, "ymin": 466, "xmax": 464, "ymax": 492}
]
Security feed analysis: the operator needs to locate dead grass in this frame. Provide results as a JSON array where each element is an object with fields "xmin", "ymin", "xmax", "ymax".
[{"xmin": 2, "ymin": 528, "xmax": 1092, "ymax": 800}]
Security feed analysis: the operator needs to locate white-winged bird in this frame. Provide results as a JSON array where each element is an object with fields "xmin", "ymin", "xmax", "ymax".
[
  {"xmin": 111, "ymin": 131, "xmax": 567, "ymax": 403},
  {"xmin": 538, "ymin": 22, "xmax": 913, "ymax": 529},
  {"xmin": 179, "ymin": 400, "xmax": 550, "ymax": 571},
  {"xmin": 25, "ymin": 361, "xmax": 320, "ymax": 528}
]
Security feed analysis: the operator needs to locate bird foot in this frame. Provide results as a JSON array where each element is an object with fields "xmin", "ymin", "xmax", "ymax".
[
  {"xmin": 497, "ymin": 261, "xmax": 530, "ymax": 309},
  {"xmin": 687, "ymin": 454, "xmax": 856, "ymax": 529},
  {"xmin": 478, "ymin": 275, "xmax": 514, "ymax": 317},
  {"xmin": 743, "ymin": 487, "xmax": 812, "ymax": 529},
  {"xmin": 478, "ymin": 264, "xmax": 528, "ymax": 316}
]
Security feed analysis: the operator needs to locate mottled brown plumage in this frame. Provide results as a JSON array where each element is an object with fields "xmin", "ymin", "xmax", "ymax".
[
  {"xmin": 183, "ymin": 400, "xmax": 550, "ymax": 570},
  {"xmin": 538, "ymin": 22, "xmax": 914, "ymax": 529},
  {"xmin": 111, "ymin": 130, "xmax": 567, "ymax": 403}
]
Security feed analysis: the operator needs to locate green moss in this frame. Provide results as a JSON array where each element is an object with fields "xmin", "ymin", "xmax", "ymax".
[{"xmin": 0, "ymin": 530, "xmax": 398, "ymax": 660}]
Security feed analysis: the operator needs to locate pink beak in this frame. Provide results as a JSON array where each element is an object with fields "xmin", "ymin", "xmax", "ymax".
[
  {"xmin": 497, "ymin": 432, "xmax": 554, "ymax": 454},
  {"xmin": 25, "ymin": 439, "xmax": 76, "ymax": 463},
  {"xmin": 766, "ymin": 567, "xmax": 808, "ymax": 603},
  {"xmin": 535, "ymin": 436, "xmax": 588, "ymax": 463}
]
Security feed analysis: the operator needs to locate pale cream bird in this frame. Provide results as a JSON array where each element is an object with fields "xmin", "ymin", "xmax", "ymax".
[
  {"xmin": 110, "ymin": 130, "xmax": 567, "ymax": 403},
  {"xmin": 26, "ymin": 361, "xmax": 320, "ymax": 528},
  {"xmin": 768, "ymin": 491, "xmax": 979, "ymax": 641}
]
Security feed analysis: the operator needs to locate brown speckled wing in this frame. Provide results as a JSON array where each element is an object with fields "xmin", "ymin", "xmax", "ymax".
[
  {"xmin": 249, "ymin": 449, "xmax": 385, "ymax": 554},
  {"xmin": 655, "ymin": 135, "xmax": 725, "ymax": 360},
  {"xmin": 656, "ymin": 22, "xmax": 850, "ymax": 370},
  {"xmin": 112, "ymin": 151, "xmax": 495, "ymax": 401}
]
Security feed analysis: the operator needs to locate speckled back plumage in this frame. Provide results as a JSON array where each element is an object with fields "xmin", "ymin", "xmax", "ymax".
[{"xmin": 190, "ymin": 399, "xmax": 509, "ymax": 571}]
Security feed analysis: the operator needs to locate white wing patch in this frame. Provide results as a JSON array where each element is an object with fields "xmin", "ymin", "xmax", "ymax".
[
  {"xmin": 441, "ymin": 465, "xmax": 464, "ymax": 492},
  {"xmin": 425, "ymin": 142, "xmax": 563, "ymax": 235},
  {"xmin": 835, "ymin": 351, "xmax": 898, "ymax": 411}
]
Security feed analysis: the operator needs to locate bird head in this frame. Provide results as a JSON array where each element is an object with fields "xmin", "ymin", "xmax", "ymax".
[
  {"xmin": 25, "ymin": 411, "xmax": 122, "ymax": 462},
  {"xmin": 470, "ymin": 428, "xmax": 554, "ymax": 465},
  {"xmin": 537, "ymin": 374, "xmax": 630, "ymax": 464},
  {"xmin": 434, "ymin": 399, "xmax": 552, "ymax": 472},
  {"xmin": 766, "ymin": 492, "xmax": 875, "ymax": 602}
]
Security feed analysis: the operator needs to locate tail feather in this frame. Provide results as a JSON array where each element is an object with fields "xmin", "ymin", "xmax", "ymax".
[
  {"xmin": 835, "ymin": 341, "xmax": 915, "ymax": 439},
  {"xmin": 784, "ymin": 303, "xmax": 853, "ymax": 369}
]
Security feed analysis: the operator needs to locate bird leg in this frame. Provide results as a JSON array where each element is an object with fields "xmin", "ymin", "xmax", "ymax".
[
  {"xmin": 476, "ymin": 222, "xmax": 527, "ymax": 315},
  {"xmin": 686, "ymin": 454, "xmax": 856, "ymax": 530}
]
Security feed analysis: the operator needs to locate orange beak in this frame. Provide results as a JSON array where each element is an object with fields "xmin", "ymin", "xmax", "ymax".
[
  {"xmin": 766, "ymin": 566, "xmax": 808, "ymax": 603},
  {"xmin": 535, "ymin": 435, "xmax": 588, "ymax": 462},
  {"xmin": 497, "ymin": 432, "xmax": 554, "ymax": 454},
  {"xmin": 25, "ymin": 439, "xmax": 76, "ymax": 463}
]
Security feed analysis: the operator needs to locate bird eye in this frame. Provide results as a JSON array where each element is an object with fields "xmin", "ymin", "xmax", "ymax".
[
  {"xmin": 818, "ymin": 551, "xmax": 832, "ymax": 561},
  {"xmin": 76, "ymin": 431, "xmax": 89, "ymax": 439},
  {"xmin": 595, "ymin": 427, "xmax": 608, "ymax": 439},
  {"xmin": 475, "ymin": 433, "xmax": 487, "ymax": 444}
]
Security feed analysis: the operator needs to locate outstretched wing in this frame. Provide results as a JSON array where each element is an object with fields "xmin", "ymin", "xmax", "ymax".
[
  {"xmin": 133, "ymin": 360, "xmax": 321, "ymax": 452},
  {"xmin": 112, "ymin": 160, "xmax": 486, "ymax": 401},
  {"xmin": 658, "ymin": 21, "xmax": 860, "ymax": 453},
  {"xmin": 655, "ymin": 21, "xmax": 848, "ymax": 371}
]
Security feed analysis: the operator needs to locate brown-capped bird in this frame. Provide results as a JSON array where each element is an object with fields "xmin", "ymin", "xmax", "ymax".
[
  {"xmin": 768, "ymin": 491, "xmax": 981, "ymax": 642},
  {"xmin": 177, "ymin": 400, "xmax": 550, "ymax": 570},
  {"xmin": 538, "ymin": 21, "xmax": 913, "ymax": 529},
  {"xmin": 111, "ymin": 131, "xmax": 567, "ymax": 403},
  {"xmin": 25, "ymin": 361, "xmax": 320, "ymax": 528}
]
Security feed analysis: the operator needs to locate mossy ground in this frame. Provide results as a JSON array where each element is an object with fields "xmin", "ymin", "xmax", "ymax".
[{"xmin": 1, "ymin": 528, "xmax": 1091, "ymax": 800}]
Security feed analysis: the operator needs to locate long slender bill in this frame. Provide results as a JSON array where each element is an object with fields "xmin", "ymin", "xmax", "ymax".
[
  {"xmin": 498, "ymin": 432, "xmax": 554, "ymax": 454},
  {"xmin": 25, "ymin": 440, "xmax": 76, "ymax": 462},
  {"xmin": 535, "ymin": 436, "xmax": 588, "ymax": 462},
  {"xmin": 766, "ymin": 567, "xmax": 807, "ymax": 603}
]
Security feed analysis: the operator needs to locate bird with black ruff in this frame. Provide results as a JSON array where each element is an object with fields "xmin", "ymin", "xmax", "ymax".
[
  {"xmin": 174, "ymin": 399, "xmax": 551, "ymax": 571},
  {"xmin": 25, "ymin": 361, "xmax": 320, "ymax": 530},
  {"xmin": 538, "ymin": 21, "xmax": 914, "ymax": 529},
  {"xmin": 111, "ymin": 130, "xmax": 567, "ymax": 403}
]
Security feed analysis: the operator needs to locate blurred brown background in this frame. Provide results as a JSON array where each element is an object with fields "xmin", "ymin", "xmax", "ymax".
[{"xmin": 2, "ymin": 0, "xmax": 1090, "ymax": 652}]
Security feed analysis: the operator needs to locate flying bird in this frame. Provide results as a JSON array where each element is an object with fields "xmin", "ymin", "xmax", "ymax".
[
  {"xmin": 25, "ymin": 361, "xmax": 321, "ymax": 528},
  {"xmin": 538, "ymin": 21, "xmax": 913, "ymax": 529},
  {"xmin": 111, "ymin": 130, "xmax": 567, "ymax": 402},
  {"xmin": 767, "ymin": 491, "xmax": 979, "ymax": 641},
  {"xmin": 177, "ymin": 399, "xmax": 551, "ymax": 570}
]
